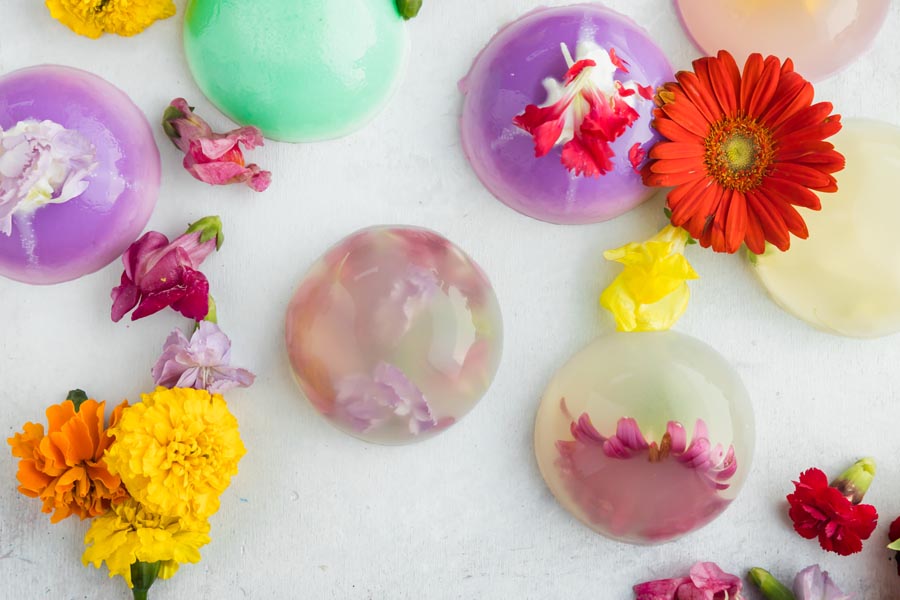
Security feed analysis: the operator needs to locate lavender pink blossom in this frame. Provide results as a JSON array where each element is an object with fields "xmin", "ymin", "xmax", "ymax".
[
  {"xmin": 334, "ymin": 362, "xmax": 437, "ymax": 435},
  {"xmin": 152, "ymin": 321, "xmax": 255, "ymax": 393},
  {"xmin": 793, "ymin": 565, "xmax": 851, "ymax": 600}
]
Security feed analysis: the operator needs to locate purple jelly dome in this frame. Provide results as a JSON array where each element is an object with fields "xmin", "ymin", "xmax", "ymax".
[
  {"xmin": 0, "ymin": 65, "xmax": 160, "ymax": 285},
  {"xmin": 460, "ymin": 5, "xmax": 673, "ymax": 225}
]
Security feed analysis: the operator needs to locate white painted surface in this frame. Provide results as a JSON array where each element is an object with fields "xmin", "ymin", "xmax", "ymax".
[{"xmin": 1, "ymin": 1, "xmax": 899, "ymax": 598}]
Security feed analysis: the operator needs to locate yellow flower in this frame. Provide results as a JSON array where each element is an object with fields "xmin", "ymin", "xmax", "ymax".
[
  {"xmin": 45, "ymin": 0, "xmax": 176, "ymax": 39},
  {"xmin": 82, "ymin": 497, "xmax": 210, "ymax": 588},
  {"xmin": 105, "ymin": 387, "xmax": 246, "ymax": 521},
  {"xmin": 599, "ymin": 225, "xmax": 699, "ymax": 332}
]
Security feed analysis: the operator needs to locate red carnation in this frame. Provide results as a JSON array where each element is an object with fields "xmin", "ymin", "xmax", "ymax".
[
  {"xmin": 889, "ymin": 517, "xmax": 900, "ymax": 575},
  {"xmin": 787, "ymin": 461, "xmax": 878, "ymax": 556}
]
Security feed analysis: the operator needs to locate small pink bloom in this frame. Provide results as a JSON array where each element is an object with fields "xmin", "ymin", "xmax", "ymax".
[
  {"xmin": 110, "ymin": 217, "xmax": 221, "ymax": 322},
  {"xmin": 634, "ymin": 562, "xmax": 743, "ymax": 600},
  {"xmin": 163, "ymin": 98, "xmax": 271, "ymax": 192}
]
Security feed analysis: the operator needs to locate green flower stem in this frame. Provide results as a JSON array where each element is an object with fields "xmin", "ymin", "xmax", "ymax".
[
  {"xmin": 832, "ymin": 457, "xmax": 876, "ymax": 504},
  {"xmin": 748, "ymin": 568, "xmax": 796, "ymax": 600},
  {"xmin": 131, "ymin": 561, "xmax": 160, "ymax": 600}
]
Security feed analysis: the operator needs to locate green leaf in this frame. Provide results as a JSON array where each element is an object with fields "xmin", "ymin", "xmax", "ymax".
[
  {"xmin": 203, "ymin": 294, "xmax": 218, "ymax": 324},
  {"xmin": 748, "ymin": 568, "xmax": 796, "ymax": 600},
  {"xmin": 396, "ymin": 0, "xmax": 422, "ymax": 19},
  {"xmin": 663, "ymin": 207, "xmax": 673, "ymax": 220},
  {"xmin": 66, "ymin": 389, "xmax": 88, "ymax": 412},
  {"xmin": 888, "ymin": 539, "xmax": 900, "ymax": 551}
]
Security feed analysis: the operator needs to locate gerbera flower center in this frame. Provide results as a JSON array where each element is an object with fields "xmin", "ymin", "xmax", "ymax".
[{"xmin": 703, "ymin": 116, "xmax": 774, "ymax": 192}]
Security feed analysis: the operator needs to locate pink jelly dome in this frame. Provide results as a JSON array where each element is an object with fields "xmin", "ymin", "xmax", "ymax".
[
  {"xmin": 460, "ymin": 4, "xmax": 673, "ymax": 225},
  {"xmin": 0, "ymin": 65, "xmax": 160, "ymax": 285}
]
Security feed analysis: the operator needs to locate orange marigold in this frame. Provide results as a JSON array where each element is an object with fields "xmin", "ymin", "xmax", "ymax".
[{"xmin": 7, "ymin": 395, "xmax": 129, "ymax": 523}]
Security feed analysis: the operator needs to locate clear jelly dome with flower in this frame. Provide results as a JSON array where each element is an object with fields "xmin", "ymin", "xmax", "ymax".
[
  {"xmin": 285, "ymin": 226, "xmax": 503, "ymax": 444},
  {"xmin": 534, "ymin": 331, "xmax": 754, "ymax": 544},
  {"xmin": 751, "ymin": 120, "xmax": 900, "ymax": 338},
  {"xmin": 183, "ymin": 0, "xmax": 408, "ymax": 142},
  {"xmin": 673, "ymin": 0, "xmax": 890, "ymax": 82}
]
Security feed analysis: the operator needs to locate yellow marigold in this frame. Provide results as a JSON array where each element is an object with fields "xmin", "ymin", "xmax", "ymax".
[
  {"xmin": 82, "ymin": 497, "xmax": 210, "ymax": 588},
  {"xmin": 600, "ymin": 225, "xmax": 700, "ymax": 332},
  {"xmin": 7, "ymin": 396, "xmax": 129, "ymax": 523},
  {"xmin": 45, "ymin": 0, "xmax": 176, "ymax": 39},
  {"xmin": 105, "ymin": 387, "xmax": 246, "ymax": 521}
]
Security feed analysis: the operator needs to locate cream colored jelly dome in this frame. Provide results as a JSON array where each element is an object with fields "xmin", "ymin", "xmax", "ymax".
[
  {"xmin": 534, "ymin": 331, "xmax": 754, "ymax": 544},
  {"xmin": 285, "ymin": 226, "xmax": 503, "ymax": 445},
  {"xmin": 752, "ymin": 120, "xmax": 900, "ymax": 338}
]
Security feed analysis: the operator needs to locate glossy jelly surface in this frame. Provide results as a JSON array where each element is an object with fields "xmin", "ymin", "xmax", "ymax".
[
  {"xmin": 752, "ymin": 120, "xmax": 900, "ymax": 338},
  {"xmin": 460, "ymin": 4, "xmax": 672, "ymax": 224},
  {"xmin": 184, "ymin": 0, "xmax": 409, "ymax": 142},
  {"xmin": 674, "ymin": 0, "xmax": 890, "ymax": 81},
  {"xmin": 286, "ymin": 226, "xmax": 503, "ymax": 444},
  {"xmin": 534, "ymin": 332, "xmax": 754, "ymax": 544},
  {"xmin": 0, "ymin": 65, "xmax": 160, "ymax": 285}
]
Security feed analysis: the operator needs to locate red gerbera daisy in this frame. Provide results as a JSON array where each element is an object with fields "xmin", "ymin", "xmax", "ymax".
[
  {"xmin": 786, "ymin": 467, "xmax": 878, "ymax": 556},
  {"xmin": 643, "ymin": 50, "xmax": 845, "ymax": 254}
]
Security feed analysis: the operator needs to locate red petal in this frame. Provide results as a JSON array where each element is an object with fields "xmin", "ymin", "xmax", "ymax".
[
  {"xmin": 675, "ymin": 70, "xmax": 722, "ymax": 124},
  {"xmin": 760, "ymin": 72, "xmax": 814, "ymax": 130},
  {"xmin": 561, "ymin": 135, "xmax": 613, "ymax": 178},
  {"xmin": 665, "ymin": 175, "xmax": 710, "ymax": 213},
  {"xmin": 888, "ymin": 516, "xmax": 900, "ymax": 543},
  {"xmin": 724, "ymin": 190, "xmax": 748, "ymax": 253},
  {"xmin": 564, "ymin": 59, "xmax": 597, "ymax": 84},
  {"xmin": 661, "ymin": 98, "xmax": 713, "ymax": 137},
  {"xmin": 771, "ymin": 200, "xmax": 809, "ymax": 239},
  {"xmin": 648, "ymin": 156, "xmax": 705, "ymax": 175},
  {"xmin": 744, "ymin": 204, "xmax": 766, "ymax": 254},
  {"xmin": 649, "ymin": 141, "xmax": 705, "ymax": 160},
  {"xmin": 615, "ymin": 81, "xmax": 637, "ymax": 97},
  {"xmin": 774, "ymin": 102, "xmax": 838, "ymax": 136},
  {"xmin": 654, "ymin": 116, "xmax": 704, "ymax": 144},
  {"xmin": 746, "ymin": 189, "xmax": 790, "ymax": 250},
  {"xmin": 628, "ymin": 143, "xmax": 646, "ymax": 174},
  {"xmin": 769, "ymin": 162, "xmax": 837, "ymax": 192},
  {"xmin": 636, "ymin": 83, "xmax": 654, "ymax": 100},
  {"xmin": 764, "ymin": 176, "xmax": 822, "ymax": 210},
  {"xmin": 608, "ymin": 48, "xmax": 629, "ymax": 73},
  {"xmin": 745, "ymin": 55, "xmax": 782, "ymax": 117},
  {"xmin": 513, "ymin": 103, "xmax": 568, "ymax": 157},
  {"xmin": 171, "ymin": 268, "xmax": 211, "ymax": 321}
]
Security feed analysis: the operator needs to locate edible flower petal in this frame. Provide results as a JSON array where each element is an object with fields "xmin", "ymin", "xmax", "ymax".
[
  {"xmin": 634, "ymin": 562, "xmax": 743, "ymax": 599},
  {"xmin": 45, "ymin": 0, "xmax": 176, "ymax": 39},
  {"xmin": 600, "ymin": 225, "xmax": 699, "ymax": 332},
  {"xmin": 152, "ymin": 321, "xmax": 255, "ymax": 393},
  {"xmin": 7, "ymin": 396, "xmax": 128, "ymax": 523},
  {"xmin": 82, "ymin": 497, "xmax": 210, "ymax": 589},
  {"xmin": 513, "ymin": 41, "xmax": 650, "ymax": 177},
  {"xmin": 786, "ymin": 461, "xmax": 878, "ymax": 556},
  {"xmin": 111, "ymin": 218, "xmax": 222, "ymax": 322},
  {"xmin": 643, "ymin": 50, "xmax": 844, "ymax": 253},
  {"xmin": 0, "ymin": 119, "xmax": 97, "ymax": 235},
  {"xmin": 163, "ymin": 99, "xmax": 271, "ymax": 192}
]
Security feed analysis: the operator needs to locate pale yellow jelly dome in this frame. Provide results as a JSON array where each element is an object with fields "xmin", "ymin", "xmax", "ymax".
[
  {"xmin": 534, "ymin": 331, "xmax": 754, "ymax": 544},
  {"xmin": 752, "ymin": 120, "xmax": 900, "ymax": 338}
]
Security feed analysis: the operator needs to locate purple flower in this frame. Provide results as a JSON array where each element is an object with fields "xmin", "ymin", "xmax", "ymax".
[
  {"xmin": 0, "ymin": 119, "xmax": 97, "ymax": 235},
  {"xmin": 334, "ymin": 362, "xmax": 437, "ymax": 435},
  {"xmin": 634, "ymin": 562, "xmax": 743, "ymax": 600},
  {"xmin": 794, "ymin": 565, "xmax": 851, "ymax": 600},
  {"xmin": 152, "ymin": 321, "xmax": 255, "ymax": 393}
]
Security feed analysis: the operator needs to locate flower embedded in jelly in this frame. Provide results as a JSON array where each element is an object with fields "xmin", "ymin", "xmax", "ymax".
[
  {"xmin": 0, "ymin": 119, "xmax": 97, "ymax": 235},
  {"xmin": 334, "ymin": 362, "xmax": 441, "ymax": 435},
  {"xmin": 512, "ymin": 42, "xmax": 653, "ymax": 177},
  {"xmin": 555, "ymin": 400, "xmax": 737, "ymax": 541}
]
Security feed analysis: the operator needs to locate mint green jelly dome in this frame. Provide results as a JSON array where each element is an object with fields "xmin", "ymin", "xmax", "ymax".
[{"xmin": 183, "ymin": 0, "xmax": 409, "ymax": 142}]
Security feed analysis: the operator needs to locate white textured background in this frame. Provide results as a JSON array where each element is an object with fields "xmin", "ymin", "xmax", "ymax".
[{"xmin": 1, "ymin": 1, "xmax": 899, "ymax": 598}]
